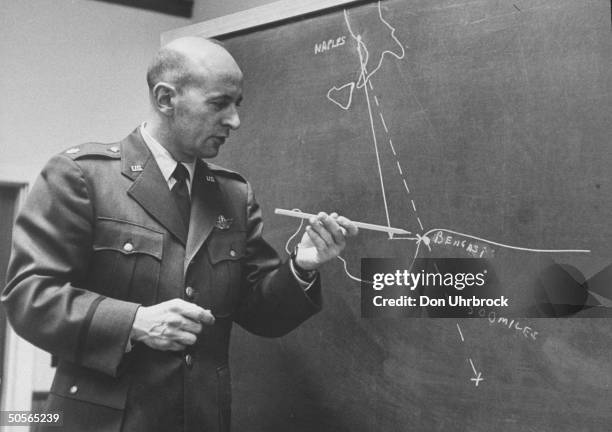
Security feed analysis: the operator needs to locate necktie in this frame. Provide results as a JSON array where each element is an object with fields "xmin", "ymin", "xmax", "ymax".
[{"xmin": 171, "ymin": 163, "xmax": 191, "ymax": 229}]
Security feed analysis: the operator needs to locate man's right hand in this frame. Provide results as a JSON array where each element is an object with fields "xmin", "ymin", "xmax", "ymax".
[{"xmin": 130, "ymin": 299, "xmax": 215, "ymax": 351}]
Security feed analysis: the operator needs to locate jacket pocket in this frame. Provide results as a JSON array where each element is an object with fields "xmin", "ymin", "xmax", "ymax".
[
  {"xmin": 44, "ymin": 361, "xmax": 129, "ymax": 432},
  {"xmin": 50, "ymin": 360, "xmax": 130, "ymax": 410},
  {"xmin": 91, "ymin": 217, "xmax": 163, "ymax": 304},
  {"xmin": 207, "ymin": 229, "xmax": 246, "ymax": 265},
  {"xmin": 206, "ymin": 230, "xmax": 246, "ymax": 317},
  {"xmin": 216, "ymin": 365, "xmax": 232, "ymax": 432}
]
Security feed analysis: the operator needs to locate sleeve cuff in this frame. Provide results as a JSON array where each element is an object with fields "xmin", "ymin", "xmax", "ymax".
[
  {"xmin": 81, "ymin": 298, "xmax": 140, "ymax": 377},
  {"xmin": 289, "ymin": 258, "xmax": 317, "ymax": 291}
]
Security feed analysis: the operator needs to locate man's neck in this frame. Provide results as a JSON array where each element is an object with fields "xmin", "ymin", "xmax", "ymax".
[{"xmin": 144, "ymin": 120, "xmax": 195, "ymax": 163}]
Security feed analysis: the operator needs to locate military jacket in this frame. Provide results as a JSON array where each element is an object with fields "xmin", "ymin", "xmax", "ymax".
[{"xmin": 2, "ymin": 129, "xmax": 322, "ymax": 432}]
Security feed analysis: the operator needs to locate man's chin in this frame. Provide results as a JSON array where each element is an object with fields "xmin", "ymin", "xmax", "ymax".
[
  {"xmin": 198, "ymin": 148, "xmax": 220, "ymax": 159},
  {"xmin": 198, "ymin": 139, "xmax": 224, "ymax": 159}
]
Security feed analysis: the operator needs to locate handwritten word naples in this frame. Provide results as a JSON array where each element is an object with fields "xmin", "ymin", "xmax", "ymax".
[{"xmin": 314, "ymin": 36, "xmax": 347, "ymax": 54}]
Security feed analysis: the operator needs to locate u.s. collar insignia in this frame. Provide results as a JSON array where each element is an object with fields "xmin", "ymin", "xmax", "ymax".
[
  {"xmin": 205, "ymin": 175, "xmax": 216, "ymax": 183},
  {"xmin": 215, "ymin": 215, "xmax": 233, "ymax": 230},
  {"xmin": 130, "ymin": 164, "xmax": 143, "ymax": 172}
]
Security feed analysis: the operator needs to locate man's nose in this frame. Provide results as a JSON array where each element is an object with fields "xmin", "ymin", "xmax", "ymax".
[{"xmin": 223, "ymin": 107, "xmax": 240, "ymax": 130}]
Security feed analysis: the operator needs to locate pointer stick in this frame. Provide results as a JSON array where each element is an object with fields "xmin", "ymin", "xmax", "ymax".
[{"xmin": 274, "ymin": 208, "xmax": 411, "ymax": 235}]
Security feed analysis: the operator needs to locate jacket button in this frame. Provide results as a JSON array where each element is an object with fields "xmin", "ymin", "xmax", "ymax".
[
  {"xmin": 229, "ymin": 249, "xmax": 236, "ymax": 257},
  {"xmin": 123, "ymin": 242, "xmax": 134, "ymax": 252},
  {"xmin": 185, "ymin": 286, "xmax": 195, "ymax": 299},
  {"xmin": 185, "ymin": 354, "xmax": 193, "ymax": 368},
  {"xmin": 69, "ymin": 385, "xmax": 78, "ymax": 394}
]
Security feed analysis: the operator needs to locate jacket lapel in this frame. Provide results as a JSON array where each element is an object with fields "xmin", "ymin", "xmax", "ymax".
[
  {"xmin": 121, "ymin": 129, "xmax": 188, "ymax": 245},
  {"xmin": 184, "ymin": 160, "xmax": 226, "ymax": 271}
]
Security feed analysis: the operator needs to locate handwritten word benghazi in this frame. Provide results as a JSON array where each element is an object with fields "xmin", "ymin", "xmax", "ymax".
[
  {"xmin": 431, "ymin": 231, "xmax": 495, "ymax": 258},
  {"xmin": 373, "ymin": 295, "xmax": 509, "ymax": 307},
  {"xmin": 372, "ymin": 269, "xmax": 487, "ymax": 291}
]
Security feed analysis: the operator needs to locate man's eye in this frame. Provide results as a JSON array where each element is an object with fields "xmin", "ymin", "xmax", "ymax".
[{"xmin": 210, "ymin": 101, "xmax": 226, "ymax": 110}]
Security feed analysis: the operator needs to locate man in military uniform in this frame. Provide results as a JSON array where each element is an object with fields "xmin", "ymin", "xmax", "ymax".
[{"xmin": 2, "ymin": 37, "xmax": 357, "ymax": 432}]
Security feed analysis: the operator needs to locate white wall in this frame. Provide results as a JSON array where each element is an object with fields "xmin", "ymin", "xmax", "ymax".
[
  {"xmin": 0, "ymin": 0, "xmax": 190, "ymax": 185},
  {"xmin": 0, "ymin": 0, "xmax": 281, "ymax": 185}
]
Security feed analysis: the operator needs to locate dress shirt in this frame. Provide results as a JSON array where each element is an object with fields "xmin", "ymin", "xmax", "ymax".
[{"xmin": 140, "ymin": 123, "xmax": 195, "ymax": 195}]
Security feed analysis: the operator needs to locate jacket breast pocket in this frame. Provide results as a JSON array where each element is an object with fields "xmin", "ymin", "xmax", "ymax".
[
  {"xmin": 205, "ymin": 230, "xmax": 246, "ymax": 317},
  {"xmin": 91, "ymin": 217, "xmax": 163, "ymax": 304}
]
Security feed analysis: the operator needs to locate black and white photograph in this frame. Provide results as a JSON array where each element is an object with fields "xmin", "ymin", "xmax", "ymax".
[{"xmin": 1, "ymin": 0, "xmax": 611, "ymax": 431}]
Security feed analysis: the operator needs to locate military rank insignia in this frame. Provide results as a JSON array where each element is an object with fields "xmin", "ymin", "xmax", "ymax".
[{"xmin": 215, "ymin": 215, "xmax": 233, "ymax": 230}]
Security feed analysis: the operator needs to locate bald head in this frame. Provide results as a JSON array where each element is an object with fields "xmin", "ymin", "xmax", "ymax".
[{"xmin": 146, "ymin": 37, "xmax": 242, "ymax": 92}]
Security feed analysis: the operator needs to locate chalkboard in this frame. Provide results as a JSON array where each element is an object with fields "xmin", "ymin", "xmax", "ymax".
[{"xmin": 168, "ymin": 1, "xmax": 612, "ymax": 430}]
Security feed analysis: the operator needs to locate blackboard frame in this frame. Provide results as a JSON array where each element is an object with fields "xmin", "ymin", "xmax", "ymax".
[{"xmin": 161, "ymin": 0, "xmax": 363, "ymax": 43}]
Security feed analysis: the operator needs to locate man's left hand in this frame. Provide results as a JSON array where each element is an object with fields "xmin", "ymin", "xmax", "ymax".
[{"xmin": 295, "ymin": 212, "xmax": 358, "ymax": 270}]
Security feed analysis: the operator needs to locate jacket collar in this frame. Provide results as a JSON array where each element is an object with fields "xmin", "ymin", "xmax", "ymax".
[{"xmin": 120, "ymin": 128, "xmax": 188, "ymax": 244}]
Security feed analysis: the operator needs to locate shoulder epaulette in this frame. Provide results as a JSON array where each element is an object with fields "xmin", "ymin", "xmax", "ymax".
[
  {"xmin": 62, "ymin": 142, "xmax": 121, "ymax": 160},
  {"xmin": 206, "ymin": 162, "xmax": 246, "ymax": 183}
]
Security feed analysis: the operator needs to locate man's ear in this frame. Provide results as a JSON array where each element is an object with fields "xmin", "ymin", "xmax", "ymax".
[{"xmin": 152, "ymin": 82, "xmax": 177, "ymax": 116}]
